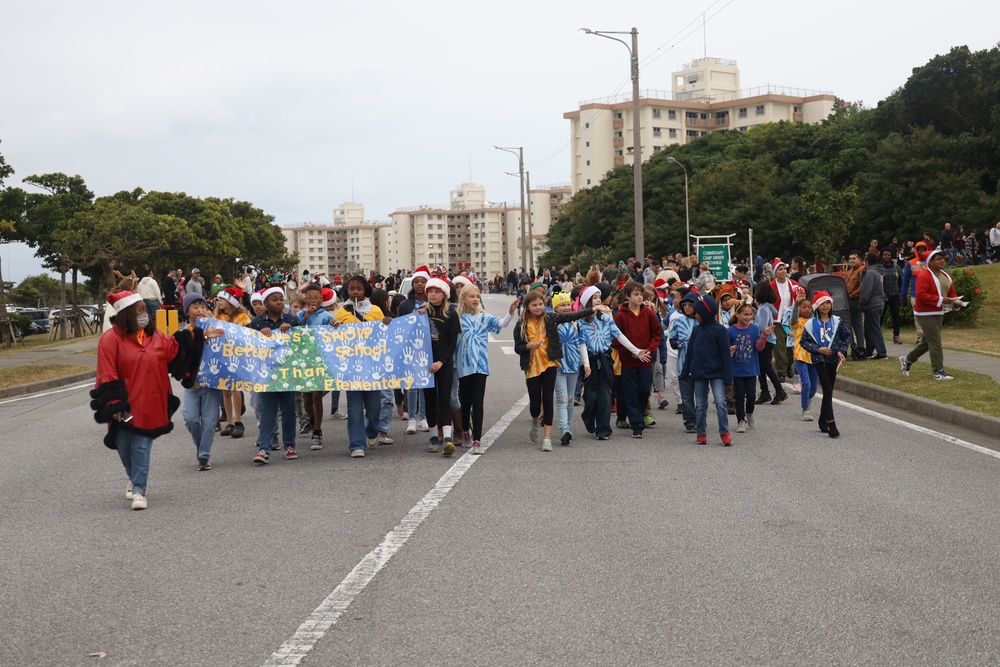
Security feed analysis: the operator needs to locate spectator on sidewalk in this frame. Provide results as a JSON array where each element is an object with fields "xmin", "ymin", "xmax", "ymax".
[
  {"xmin": 137, "ymin": 269, "xmax": 162, "ymax": 319},
  {"xmin": 990, "ymin": 222, "xmax": 1000, "ymax": 263},
  {"xmin": 860, "ymin": 253, "xmax": 887, "ymax": 359},
  {"xmin": 843, "ymin": 251, "xmax": 866, "ymax": 359}
]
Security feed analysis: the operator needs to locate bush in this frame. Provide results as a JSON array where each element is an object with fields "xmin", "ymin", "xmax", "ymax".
[{"xmin": 7, "ymin": 313, "xmax": 31, "ymax": 336}]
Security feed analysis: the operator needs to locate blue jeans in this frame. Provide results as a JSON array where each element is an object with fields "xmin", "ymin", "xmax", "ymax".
[
  {"xmin": 795, "ymin": 361, "xmax": 819, "ymax": 410},
  {"xmin": 406, "ymin": 388, "xmax": 426, "ymax": 421},
  {"xmin": 678, "ymin": 378, "xmax": 696, "ymax": 428},
  {"xmin": 378, "ymin": 389, "xmax": 394, "ymax": 433},
  {"xmin": 257, "ymin": 392, "xmax": 296, "ymax": 449},
  {"xmin": 694, "ymin": 378, "xmax": 729, "ymax": 435},
  {"xmin": 183, "ymin": 387, "xmax": 222, "ymax": 460},
  {"xmin": 347, "ymin": 390, "xmax": 381, "ymax": 451},
  {"xmin": 115, "ymin": 430, "xmax": 153, "ymax": 496},
  {"xmin": 554, "ymin": 371, "xmax": 578, "ymax": 435},
  {"xmin": 621, "ymin": 365, "xmax": 653, "ymax": 432}
]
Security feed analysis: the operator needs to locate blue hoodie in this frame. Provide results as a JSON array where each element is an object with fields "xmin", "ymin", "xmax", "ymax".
[{"xmin": 678, "ymin": 292, "xmax": 733, "ymax": 386}]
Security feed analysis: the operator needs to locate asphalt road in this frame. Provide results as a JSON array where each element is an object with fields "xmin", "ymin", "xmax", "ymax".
[{"xmin": 2, "ymin": 294, "xmax": 1000, "ymax": 666}]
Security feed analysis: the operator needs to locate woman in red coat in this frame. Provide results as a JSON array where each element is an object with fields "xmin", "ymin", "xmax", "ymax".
[
  {"xmin": 900, "ymin": 249, "xmax": 961, "ymax": 381},
  {"xmin": 91, "ymin": 291, "xmax": 213, "ymax": 510}
]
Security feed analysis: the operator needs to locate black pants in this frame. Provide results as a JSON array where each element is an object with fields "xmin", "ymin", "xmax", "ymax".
[
  {"xmin": 882, "ymin": 294, "xmax": 901, "ymax": 338},
  {"xmin": 816, "ymin": 363, "xmax": 838, "ymax": 424},
  {"xmin": 424, "ymin": 362, "xmax": 454, "ymax": 429},
  {"xmin": 526, "ymin": 367, "xmax": 557, "ymax": 427},
  {"xmin": 459, "ymin": 373, "xmax": 488, "ymax": 441},
  {"xmin": 849, "ymin": 299, "xmax": 865, "ymax": 355},
  {"xmin": 758, "ymin": 342, "xmax": 782, "ymax": 395},
  {"xmin": 732, "ymin": 375, "xmax": 757, "ymax": 422}
]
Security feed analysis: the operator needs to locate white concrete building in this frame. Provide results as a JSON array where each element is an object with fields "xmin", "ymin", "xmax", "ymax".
[
  {"xmin": 282, "ymin": 203, "xmax": 391, "ymax": 278},
  {"xmin": 565, "ymin": 57, "xmax": 837, "ymax": 192}
]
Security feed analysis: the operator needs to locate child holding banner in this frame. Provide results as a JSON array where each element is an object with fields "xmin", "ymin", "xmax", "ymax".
[
  {"xmin": 297, "ymin": 283, "xmax": 335, "ymax": 451},
  {"xmin": 455, "ymin": 284, "xmax": 519, "ymax": 454},
  {"xmin": 249, "ymin": 288, "xmax": 301, "ymax": 465},
  {"xmin": 399, "ymin": 267, "xmax": 430, "ymax": 435},
  {"xmin": 334, "ymin": 275, "xmax": 387, "ymax": 459},
  {"xmin": 215, "ymin": 287, "xmax": 251, "ymax": 439},
  {"xmin": 421, "ymin": 277, "xmax": 460, "ymax": 456}
]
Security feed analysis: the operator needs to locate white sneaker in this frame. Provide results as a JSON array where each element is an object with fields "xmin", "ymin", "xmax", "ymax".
[
  {"xmin": 310, "ymin": 433, "xmax": 323, "ymax": 450},
  {"xmin": 406, "ymin": 419, "xmax": 416, "ymax": 434},
  {"xmin": 801, "ymin": 410, "xmax": 814, "ymax": 421},
  {"xmin": 377, "ymin": 432, "xmax": 394, "ymax": 445},
  {"xmin": 350, "ymin": 449, "xmax": 365, "ymax": 458},
  {"xmin": 125, "ymin": 482, "xmax": 134, "ymax": 500},
  {"xmin": 736, "ymin": 420, "xmax": 747, "ymax": 433},
  {"xmin": 331, "ymin": 411, "xmax": 348, "ymax": 420},
  {"xmin": 367, "ymin": 437, "xmax": 378, "ymax": 447},
  {"xmin": 131, "ymin": 494, "xmax": 148, "ymax": 510},
  {"xmin": 541, "ymin": 438, "xmax": 552, "ymax": 452},
  {"xmin": 792, "ymin": 383, "xmax": 802, "ymax": 394},
  {"xmin": 416, "ymin": 419, "xmax": 430, "ymax": 432}
]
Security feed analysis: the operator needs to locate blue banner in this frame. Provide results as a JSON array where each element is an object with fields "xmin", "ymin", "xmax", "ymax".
[{"xmin": 195, "ymin": 313, "xmax": 435, "ymax": 392}]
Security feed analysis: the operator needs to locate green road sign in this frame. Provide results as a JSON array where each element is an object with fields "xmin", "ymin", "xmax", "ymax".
[{"xmin": 698, "ymin": 245, "xmax": 730, "ymax": 279}]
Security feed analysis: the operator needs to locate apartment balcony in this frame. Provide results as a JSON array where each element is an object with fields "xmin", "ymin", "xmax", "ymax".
[
  {"xmin": 793, "ymin": 112, "xmax": 804, "ymax": 122},
  {"xmin": 612, "ymin": 137, "xmax": 624, "ymax": 148},
  {"xmin": 685, "ymin": 116, "xmax": 708, "ymax": 127},
  {"xmin": 613, "ymin": 156, "xmax": 625, "ymax": 166},
  {"xmin": 714, "ymin": 116, "xmax": 730, "ymax": 128},
  {"xmin": 612, "ymin": 118, "xmax": 624, "ymax": 130}
]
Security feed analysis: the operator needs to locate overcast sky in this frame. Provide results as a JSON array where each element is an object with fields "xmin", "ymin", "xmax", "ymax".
[{"xmin": 2, "ymin": 0, "xmax": 997, "ymax": 284}]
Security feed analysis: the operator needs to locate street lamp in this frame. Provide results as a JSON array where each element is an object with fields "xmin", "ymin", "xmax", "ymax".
[
  {"xmin": 580, "ymin": 27, "xmax": 643, "ymax": 260},
  {"xmin": 493, "ymin": 145, "xmax": 528, "ymax": 272},
  {"xmin": 666, "ymin": 157, "xmax": 691, "ymax": 257}
]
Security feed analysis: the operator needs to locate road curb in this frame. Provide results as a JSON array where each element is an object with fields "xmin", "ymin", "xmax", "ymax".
[
  {"xmin": 0, "ymin": 370, "xmax": 94, "ymax": 400},
  {"xmin": 836, "ymin": 375, "xmax": 1000, "ymax": 439}
]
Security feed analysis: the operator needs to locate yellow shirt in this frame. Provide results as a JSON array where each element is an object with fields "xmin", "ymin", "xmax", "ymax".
[
  {"xmin": 526, "ymin": 317, "xmax": 559, "ymax": 379},
  {"xmin": 217, "ymin": 311, "xmax": 252, "ymax": 327},
  {"xmin": 334, "ymin": 304, "xmax": 385, "ymax": 325},
  {"xmin": 791, "ymin": 316, "xmax": 812, "ymax": 364}
]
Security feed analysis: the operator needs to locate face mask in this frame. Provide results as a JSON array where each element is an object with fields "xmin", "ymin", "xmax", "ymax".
[{"xmin": 136, "ymin": 314, "xmax": 150, "ymax": 328}]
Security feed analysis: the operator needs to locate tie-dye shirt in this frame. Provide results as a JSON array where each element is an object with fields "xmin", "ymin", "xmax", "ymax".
[
  {"xmin": 557, "ymin": 321, "xmax": 585, "ymax": 374},
  {"xmin": 578, "ymin": 315, "xmax": 625, "ymax": 355},
  {"xmin": 456, "ymin": 313, "xmax": 503, "ymax": 378}
]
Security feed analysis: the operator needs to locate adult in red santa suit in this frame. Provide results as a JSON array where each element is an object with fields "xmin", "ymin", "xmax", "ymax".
[
  {"xmin": 900, "ymin": 249, "xmax": 961, "ymax": 381},
  {"xmin": 91, "ymin": 290, "xmax": 216, "ymax": 510},
  {"xmin": 769, "ymin": 258, "xmax": 803, "ymax": 380}
]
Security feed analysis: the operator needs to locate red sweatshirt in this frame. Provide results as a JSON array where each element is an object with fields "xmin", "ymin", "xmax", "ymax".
[{"xmin": 612, "ymin": 304, "xmax": 662, "ymax": 368}]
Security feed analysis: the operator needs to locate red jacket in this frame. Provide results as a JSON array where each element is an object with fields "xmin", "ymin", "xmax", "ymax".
[
  {"xmin": 913, "ymin": 267, "xmax": 957, "ymax": 317},
  {"xmin": 95, "ymin": 328, "xmax": 180, "ymax": 437},
  {"xmin": 612, "ymin": 304, "xmax": 662, "ymax": 368},
  {"xmin": 769, "ymin": 278, "xmax": 804, "ymax": 315}
]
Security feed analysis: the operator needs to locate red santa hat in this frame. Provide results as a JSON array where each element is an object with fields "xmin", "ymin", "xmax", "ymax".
[
  {"xmin": 411, "ymin": 265, "xmax": 431, "ymax": 281},
  {"xmin": 452, "ymin": 275, "xmax": 472, "ymax": 290},
  {"xmin": 250, "ymin": 290, "xmax": 265, "ymax": 305},
  {"xmin": 425, "ymin": 277, "xmax": 451, "ymax": 298},
  {"xmin": 812, "ymin": 290, "xmax": 833, "ymax": 309},
  {"xmin": 772, "ymin": 257, "xmax": 788, "ymax": 271},
  {"xmin": 321, "ymin": 287, "xmax": 337, "ymax": 308},
  {"xmin": 219, "ymin": 287, "xmax": 244, "ymax": 309},
  {"xmin": 653, "ymin": 277, "xmax": 669, "ymax": 299},
  {"xmin": 107, "ymin": 290, "xmax": 143, "ymax": 313},
  {"xmin": 261, "ymin": 286, "xmax": 284, "ymax": 302},
  {"xmin": 579, "ymin": 285, "xmax": 601, "ymax": 309}
]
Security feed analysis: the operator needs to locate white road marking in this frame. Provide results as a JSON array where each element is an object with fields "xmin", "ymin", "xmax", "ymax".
[
  {"xmin": 501, "ymin": 346, "xmax": 516, "ymax": 355},
  {"xmin": 262, "ymin": 392, "xmax": 530, "ymax": 667},
  {"xmin": 0, "ymin": 381, "xmax": 92, "ymax": 405}
]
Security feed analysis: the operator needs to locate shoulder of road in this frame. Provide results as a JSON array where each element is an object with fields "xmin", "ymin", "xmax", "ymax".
[{"xmin": 1, "ymin": 334, "xmax": 997, "ymax": 440}]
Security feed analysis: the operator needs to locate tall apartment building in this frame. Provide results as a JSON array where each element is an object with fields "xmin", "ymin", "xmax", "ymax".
[
  {"xmin": 528, "ymin": 183, "xmax": 571, "ymax": 260},
  {"xmin": 565, "ymin": 57, "xmax": 837, "ymax": 192},
  {"xmin": 282, "ymin": 203, "xmax": 391, "ymax": 278}
]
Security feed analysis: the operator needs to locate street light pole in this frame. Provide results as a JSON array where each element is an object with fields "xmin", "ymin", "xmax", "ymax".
[
  {"xmin": 666, "ymin": 157, "xmax": 690, "ymax": 257},
  {"xmin": 525, "ymin": 170, "xmax": 534, "ymax": 270},
  {"xmin": 581, "ymin": 27, "xmax": 643, "ymax": 260},
  {"xmin": 494, "ymin": 145, "xmax": 528, "ymax": 272}
]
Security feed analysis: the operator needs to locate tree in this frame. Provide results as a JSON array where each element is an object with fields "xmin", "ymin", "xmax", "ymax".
[
  {"xmin": 7, "ymin": 274, "xmax": 62, "ymax": 308},
  {"xmin": 0, "ymin": 140, "xmax": 21, "ymax": 347}
]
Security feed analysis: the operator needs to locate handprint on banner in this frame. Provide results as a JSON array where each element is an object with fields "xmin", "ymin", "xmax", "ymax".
[
  {"xmin": 208, "ymin": 358, "xmax": 220, "ymax": 374},
  {"xmin": 415, "ymin": 374, "xmax": 430, "ymax": 387},
  {"xmin": 384, "ymin": 356, "xmax": 394, "ymax": 373},
  {"xmin": 338, "ymin": 356, "xmax": 350, "ymax": 372},
  {"xmin": 257, "ymin": 365, "xmax": 269, "ymax": 379},
  {"xmin": 415, "ymin": 350, "xmax": 428, "ymax": 368},
  {"xmin": 403, "ymin": 347, "xmax": 414, "ymax": 364},
  {"xmin": 353, "ymin": 358, "xmax": 364, "ymax": 373},
  {"xmin": 227, "ymin": 358, "xmax": 240, "ymax": 373},
  {"xmin": 412, "ymin": 329, "xmax": 424, "ymax": 350},
  {"xmin": 242, "ymin": 358, "xmax": 257, "ymax": 373},
  {"xmin": 406, "ymin": 315, "xmax": 417, "ymax": 325},
  {"xmin": 322, "ymin": 339, "xmax": 336, "ymax": 353},
  {"xmin": 393, "ymin": 330, "xmax": 404, "ymax": 344},
  {"xmin": 209, "ymin": 336, "xmax": 223, "ymax": 354},
  {"xmin": 372, "ymin": 370, "xmax": 384, "ymax": 381}
]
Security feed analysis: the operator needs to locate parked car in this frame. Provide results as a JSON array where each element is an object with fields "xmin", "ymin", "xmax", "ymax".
[
  {"xmin": 20, "ymin": 309, "xmax": 51, "ymax": 335},
  {"xmin": 47, "ymin": 305, "xmax": 99, "ymax": 328}
]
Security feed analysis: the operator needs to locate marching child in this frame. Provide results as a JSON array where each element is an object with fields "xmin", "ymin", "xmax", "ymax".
[
  {"xmin": 181, "ymin": 293, "xmax": 227, "ymax": 470},
  {"xmin": 789, "ymin": 294, "xmax": 819, "ymax": 421},
  {"xmin": 612, "ymin": 281, "xmax": 661, "ymax": 438},
  {"xmin": 455, "ymin": 284, "xmax": 519, "ymax": 454},
  {"xmin": 514, "ymin": 290, "xmax": 607, "ymax": 451},
  {"xmin": 422, "ymin": 277, "xmax": 461, "ymax": 456},
  {"xmin": 668, "ymin": 285, "xmax": 696, "ymax": 432},
  {"xmin": 552, "ymin": 291, "xmax": 590, "ymax": 446},
  {"xmin": 679, "ymin": 292, "xmax": 734, "ymax": 446},
  {"xmin": 297, "ymin": 283, "xmax": 335, "ymax": 451},
  {"xmin": 214, "ymin": 287, "xmax": 251, "ymax": 439},
  {"xmin": 798, "ymin": 290, "xmax": 851, "ymax": 438},
  {"xmin": 753, "ymin": 282, "xmax": 786, "ymax": 405},
  {"xmin": 727, "ymin": 302, "xmax": 771, "ymax": 433}
]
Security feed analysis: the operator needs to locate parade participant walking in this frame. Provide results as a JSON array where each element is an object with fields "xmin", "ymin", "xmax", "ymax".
[
  {"xmin": 668, "ymin": 285, "xmax": 696, "ymax": 430},
  {"xmin": 770, "ymin": 258, "xmax": 802, "ymax": 378},
  {"xmin": 612, "ymin": 281, "xmax": 660, "ymax": 438},
  {"xmin": 92, "ymin": 291, "xmax": 218, "ymax": 509},
  {"xmin": 550, "ymin": 291, "xmax": 590, "ymax": 447},
  {"xmin": 400, "ymin": 266, "xmax": 431, "ymax": 434},
  {"xmin": 249, "ymin": 287, "xmax": 301, "ymax": 465},
  {"xmin": 728, "ymin": 302, "xmax": 769, "ymax": 433},
  {"xmin": 421, "ymin": 277, "xmax": 460, "ymax": 455},
  {"xmin": 900, "ymin": 249, "xmax": 962, "ymax": 381},
  {"xmin": 296, "ymin": 283, "xmax": 335, "ymax": 451},
  {"xmin": 214, "ymin": 287, "xmax": 251, "ymax": 438},
  {"xmin": 335, "ymin": 275, "xmax": 387, "ymax": 458},
  {"xmin": 789, "ymin": 294, "xmax": 818, "ymax": 421},
  {"xmin": 679, "ymin": 293, "xmax": 734, "ymax": 446},
  {"xmin": 137, "ymin": 268, "xmax": 162, "ymax": 319},
  {"xmin": 180, "ymin": 293, "xmax": 226, "ymax": 471},
  {"xmin": 799, "ymin": 291, "xmax": 851, "ymax": 438},
  {"xmin": 455, "ymin": 284, "xmax": 518, "ymax": 454},
  {"xmin": 753, "ymin": 281, "xmax": 785, "ymax": 405}
]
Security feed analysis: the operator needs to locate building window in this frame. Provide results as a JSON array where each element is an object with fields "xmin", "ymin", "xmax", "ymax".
[
  {"xmin": 794, "ymin": 105, "xmax": 802, "ymax": 113},
  {"xmin": 653, "ymin": 146, "xmax": 662, "ymax": 152},
  {"xmin": 585, "ymin": 122, "xmax": 589, "ymax": 128},
  {"xmin": 585, "ymin": 141, "xmax": 589, "ymax": 147},
  {"xmin": 615, "ymin": 131, "xmax": 623, "ymax": 138},
  {"xmin": 668, "ymin": 128, "xmax": 677, "ymax": 138},
  {"xmin": 755, "ymin": 105, "xmax": 765, "ymax": 116},
  {"xmin": 668, "ymin": 110, "xmax": 677, "ymax": 120},
  {"xmin": 652, "ymin": 108, "xmax": 661, "ymax": 119},
  {"xmin": 586, "ymin": 178, "xmax": 591, "ymax": 185},
  {"xmin": 653, "ymin": 127, "xmax": 661, "ymax": 137},
  {"xmin": 738, "ymin": 108, "xmax": 747, "ymax": 118},
  {"xmin": 586, "ymin": 160, "xmax": 590, "ymax": 166},
  {"xmin": 615, "ymin": 113, "xmax": 622, "ymax": 119}
]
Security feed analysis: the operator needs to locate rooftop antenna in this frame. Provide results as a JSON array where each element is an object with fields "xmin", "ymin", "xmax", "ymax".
[
  {"xmin": 469, "ymin": 157, "xmax": 473, "ymax": 184},
  {"xmin": 351, "ymin": 179, "xmax": 355, "ymax": 202},
  {"xmin": 703, "ymin": 12, "xmax": 707, "ymax": 58}
]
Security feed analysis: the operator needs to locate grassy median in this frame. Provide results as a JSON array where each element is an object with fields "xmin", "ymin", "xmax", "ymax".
[{"xmin": 0, "ymin": 364, "xmax": 93, "ymax": 389}]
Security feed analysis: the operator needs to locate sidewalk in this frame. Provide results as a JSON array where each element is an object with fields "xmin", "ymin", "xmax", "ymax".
[{"xmin": 0, "ymin": 336, "xmax": 99, "ymax": 399}]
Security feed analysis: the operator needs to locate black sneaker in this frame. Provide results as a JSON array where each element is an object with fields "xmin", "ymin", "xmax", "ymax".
[
  {"xmin": 198, "ymin": 457, "xmax": 211, "ymax": 471},
  {"xmin": 771, "ymin": 392, "xmax": 788, "ymax": 405},
  {"xmin": 933, "ymin": 370, "xmax": 955, "ymax": 381},
  {"xmin": 231, "ymin": 422, "xmax": 245, "ymax": 438},
  {"xmin": 756, "ymin": 393, "xmax": 772, "ymax": 405},
  {"xmin": 631, "ymin": 429, "xmax": 643, "ymax": 438},
  {"xmin": 560, "ymin": 431, "xmax": 572, "ymax": 446},
  {"xmin": 298, "ymin": 418, "xmax": 313, "ymax": 434},
  {"xmin": 616, "ymin": 419, "xmax": 629, "ymax": 430},
  {"xmin": 220, "ymin": 424, "xmax": 234, "ymax": 437}
]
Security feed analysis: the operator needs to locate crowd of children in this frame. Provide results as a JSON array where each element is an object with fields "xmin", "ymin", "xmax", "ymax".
[{"xmin": 97, "ymin": 258, "xmax": 859, "ymax": 510}]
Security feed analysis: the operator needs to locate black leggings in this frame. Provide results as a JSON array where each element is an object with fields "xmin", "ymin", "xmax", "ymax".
[
  {"xmin": 459, "ymin": 373, "xmax": 488, "ymax": 441},
  {"xmin": 424, "ymin": 362, "xmax": 454, "ymax": 429},
  {"xmin": 816, "ymin": 363, "xmax": 838, "ymax": 424},
  {"xmin": 758, "ymin": 342, "xmax": 782, "ymax": 395},
  {"xmin": 526, "ymin": 367, "xmax": 557, "ymax": 427}
]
